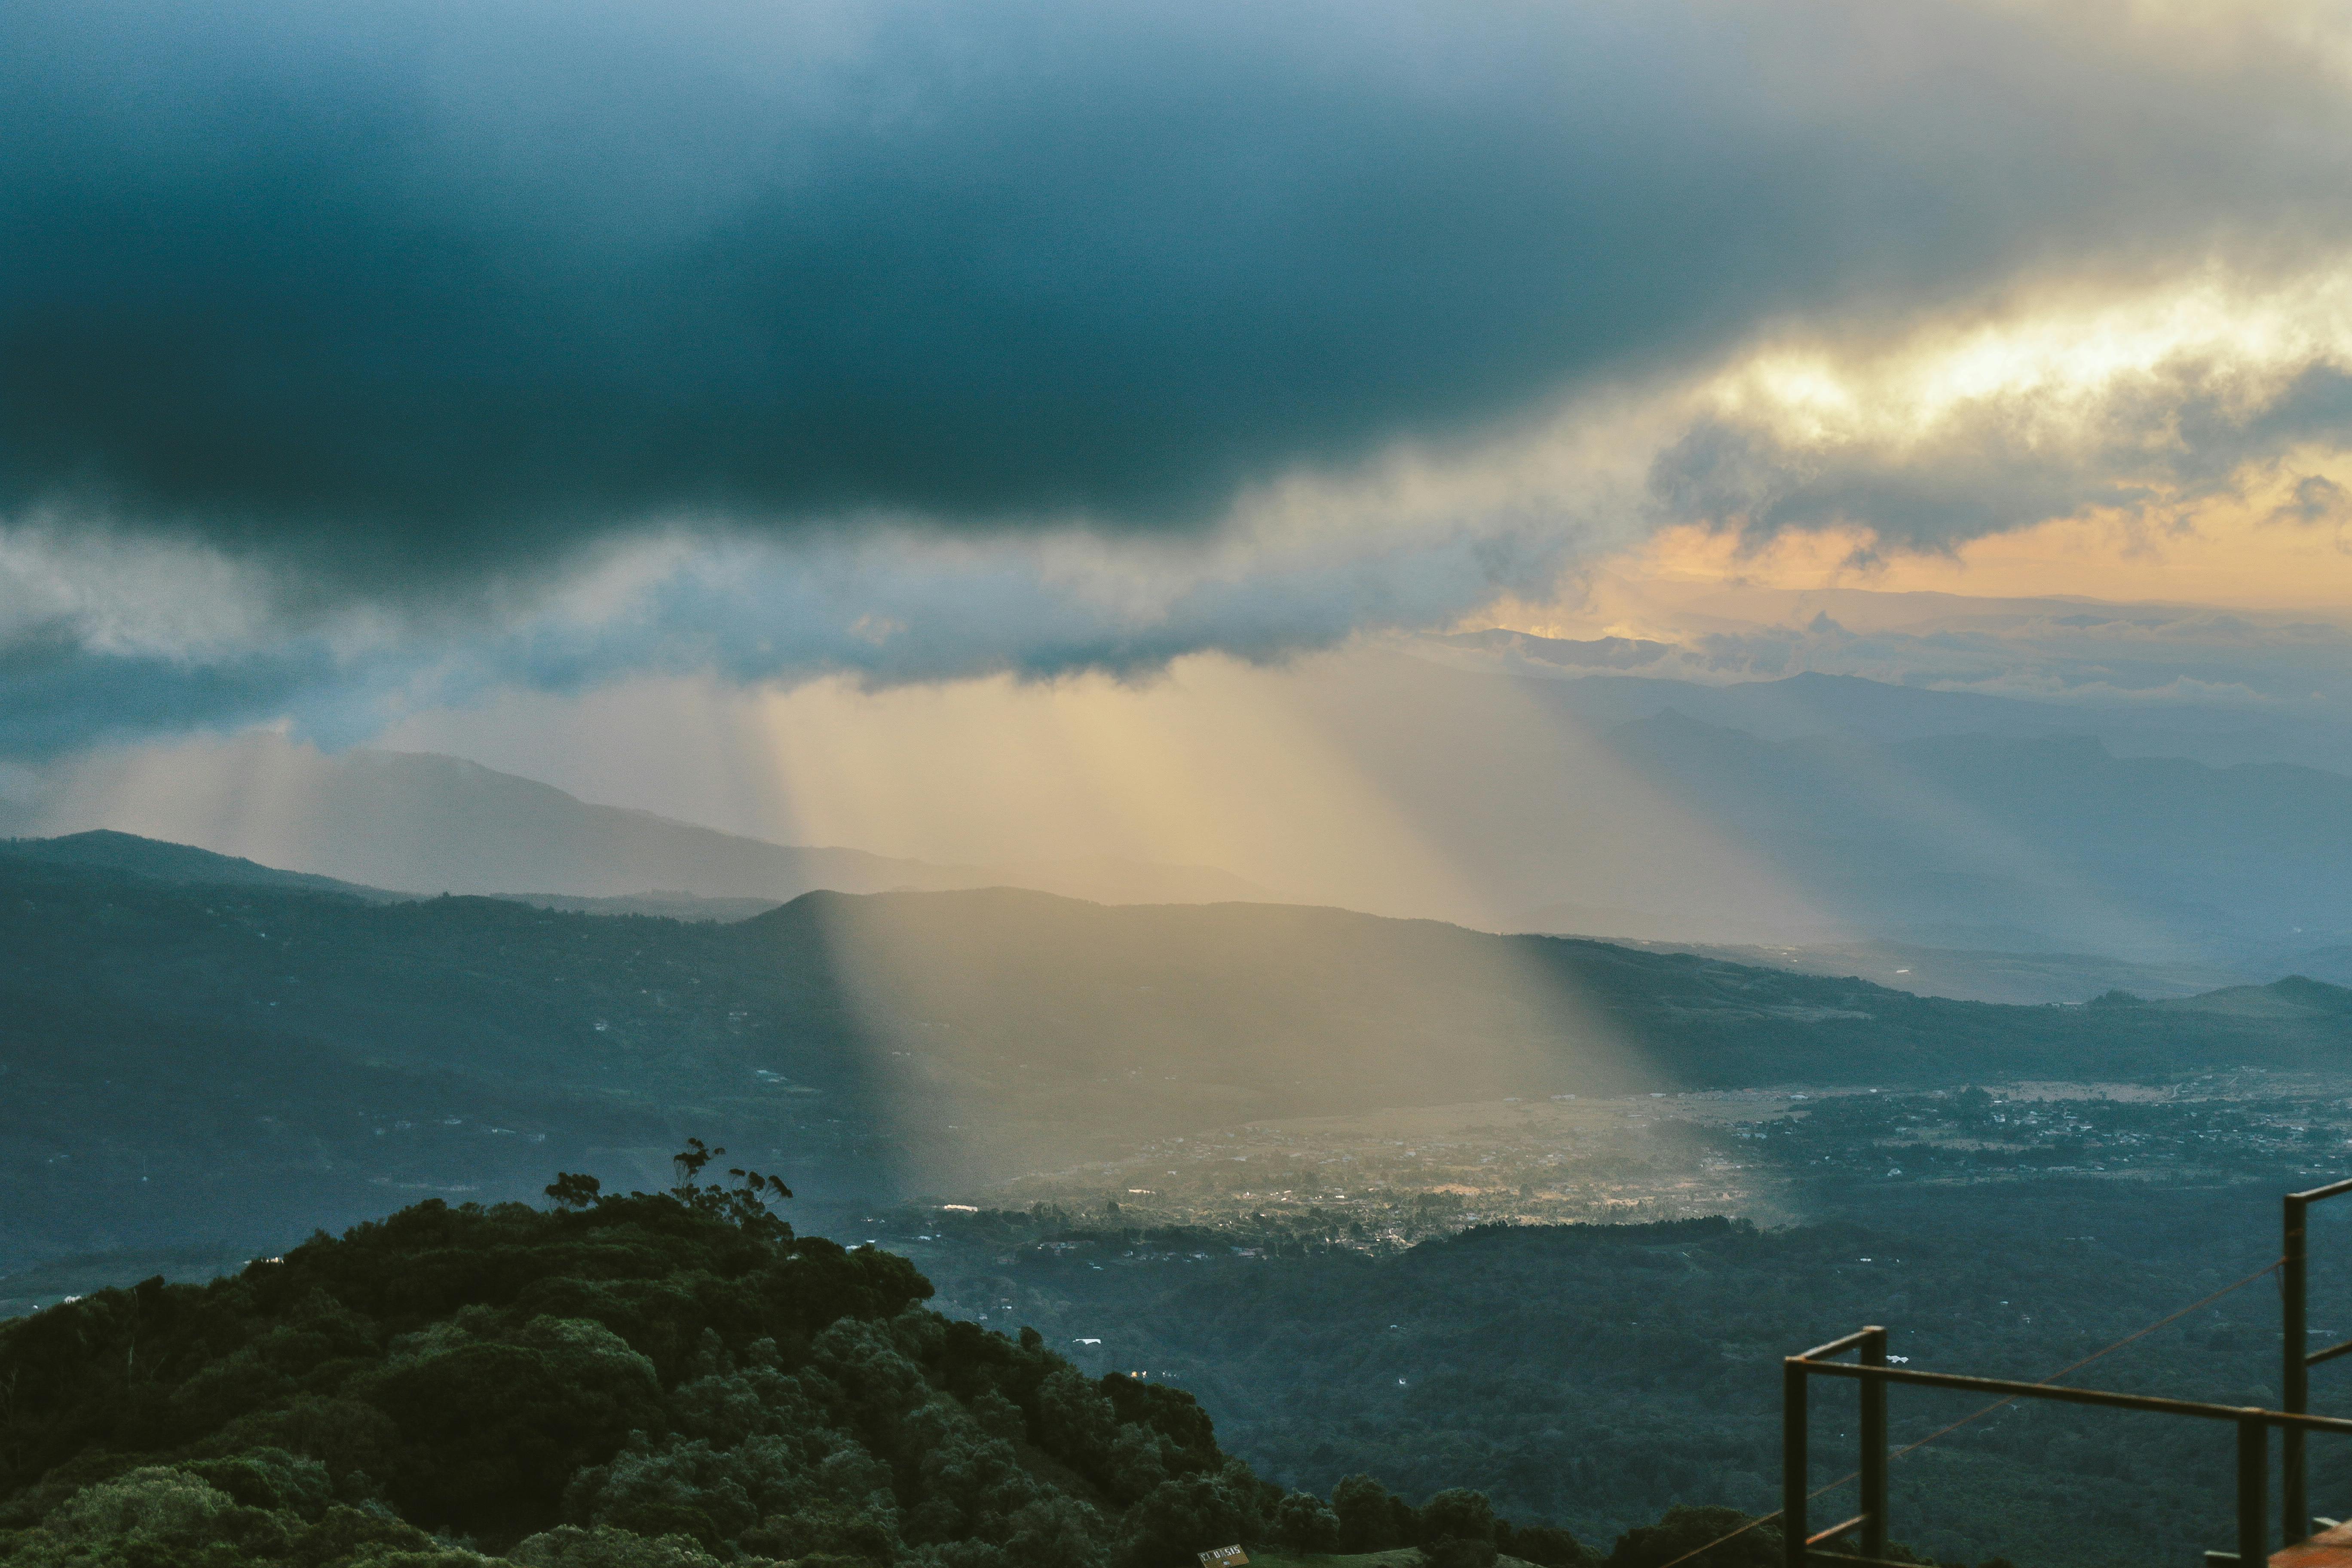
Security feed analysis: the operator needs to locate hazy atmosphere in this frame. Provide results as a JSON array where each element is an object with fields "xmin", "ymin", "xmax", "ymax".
[{"xmin": 9, "ymin": 6, "xmax": 2352, "ymax": 1568}]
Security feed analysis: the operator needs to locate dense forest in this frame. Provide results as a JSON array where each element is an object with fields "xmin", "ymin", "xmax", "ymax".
[
  {"xmin": 882, "ymin": 1167, "xmax": 2352, "ymax": 1568},
  {"xmin": 0, "ymin": 1157, "xmax": 1697, "ymax": 1568}
]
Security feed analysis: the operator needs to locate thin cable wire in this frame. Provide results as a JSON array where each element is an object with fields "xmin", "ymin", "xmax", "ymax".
[
  {"xmin": 1644, "ymin": 1469, "xmax": 1858, "ymax": 1568},
  {"xmin": 1882, "ymin": 1257, "xmax": 2283, "ymax": 1463},
  {"xmin": 1648, "ymin": 1257, "xmax": 2283, "ymax": 1568}
]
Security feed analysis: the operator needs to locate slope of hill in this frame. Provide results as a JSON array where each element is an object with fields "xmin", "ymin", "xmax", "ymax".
[
  {"xmin": 2291, "ymin": 945, "xmax": 2352, "ymax": 987},
  {"xmin": 498, "ymin": 889, "xmax": 790, "ymax": 921},
  {"xmin": 4, "ymin": 848, "xmax": 2351, "ymax": 1270},
  {"xmin": 1533, "ymin": 936, "xmax": 2258, "ymax": 1006},
  {"xmin": 0, "ymin": 829, "xmax": 404, "ymax": 900},
  {"xmin": 2151, "ymin": 974, "xmax": 2352, "ymax": 1019},
  {"xmin": 18, "ymin": 736, "xmax": 1268, "ymax": 905}
]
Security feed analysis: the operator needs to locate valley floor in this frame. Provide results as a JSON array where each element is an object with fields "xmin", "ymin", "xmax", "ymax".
[
  {"xmin": 842, "ymin": 1076, "xmax": 2352, "ymax": 1568},
  {"xmin": 946, "ymin": 1073, "xmax": 2352, "ymax": 1243}
]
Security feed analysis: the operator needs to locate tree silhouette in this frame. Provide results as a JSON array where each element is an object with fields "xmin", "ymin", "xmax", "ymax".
[
  {"xmin": 672, "ymin": 1138, "xmax": 721, "ymax": 1192},
  {"xmin": 543, "ymin": 1172, "xmax": 602, "ymax": 1210},
  {"xmin": 658, "ymin": 1141, "xmax": 796, "ymax": 1236},
  {"xmin": 727, "ymin": 1165, "xmax": 792, "ymax": 1201}
]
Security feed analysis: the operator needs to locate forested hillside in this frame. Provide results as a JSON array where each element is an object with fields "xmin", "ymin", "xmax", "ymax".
[{"xmin": 0, "ymin": 1167, "xmax": 1610, "ymax": 1568}]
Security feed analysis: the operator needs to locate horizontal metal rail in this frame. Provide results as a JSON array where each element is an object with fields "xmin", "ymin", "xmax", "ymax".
[
  {"xmin": 1792, "ymin": 1357, "xmax": 2352, "ymax": 1434},
  {"xmin": 1798, "ymin": 1330, "xmax": 1882, "ymax": 1362},
  {"xmin": 2292, "ymin": 1179, "xmax": 2352, "ymax": 1204}
]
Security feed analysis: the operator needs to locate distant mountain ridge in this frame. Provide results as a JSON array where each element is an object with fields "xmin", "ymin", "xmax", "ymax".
[
  {"xmin": 5, "ymin": 842, "xmax": 2351, "ymax": 1270},
  {"xmin": 1590, "ymin": 712, "xmax": 2352, "ymax": 964},
  {"xmin": 1547, "ymin": 933, "xmax": 2262, "ymax": 1007},
  {"xmin": 1226, "ymin": 652, "xmax": 2352, "ymax": 964},
  {"xmin": 1414, "ymin": 636, "xmax": 2352, "ymax": 773},
  {"xmin": 16, "ymin": 737, "xmax": 1269, "ymax": 907},
  {"xmin": 22, "ymin": 659, "xmax": 2352, "ymax": 970}
]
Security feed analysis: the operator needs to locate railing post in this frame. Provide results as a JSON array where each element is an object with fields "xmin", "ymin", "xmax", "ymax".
[
  {"xmin": 2288, "ymin": 1195, "xmax": 2310, "ymax": 1545},
  {"xmin": 2241, "ymin": 1415, "xmax": 2270, "ymax": 1568},
  {"xmin": 1784, "ymin": 1359, "xmax": 1808, "ymax": 1568},
  {"xmin": 1861, "ymin": 1327, "xmax": 1888, "ymax": 1563}
]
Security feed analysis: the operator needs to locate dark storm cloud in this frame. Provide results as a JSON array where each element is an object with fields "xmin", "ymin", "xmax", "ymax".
[
  {"xmin": 0, "ymin": 622, "xmax": 337, "ymax": 756},
  {"xmin": 6, "ymin": 0, "xmax": 2347, "ymax": 586}
]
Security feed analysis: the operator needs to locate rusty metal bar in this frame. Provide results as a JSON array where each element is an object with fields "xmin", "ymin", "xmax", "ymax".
[
  {"xmin": 2309, "ymin": 1339, "xmax": 2352, "ymax": 1370},
  {"xmin": 1784, "ymin": 1360, "xmax": 1808, "ymax": 1568},
  {"xmin": 1859, "ymin": 1328, "xmax": 1887, "ymax": 1562},
  {"xmin": 2241, "ymin": 1415, "xmax": 2269, "ymax": 1568},
  {"xmin": 2292, "ymin": 1179, "xmax": 2352, "ymax": 1204},
  {"xmin": 2290, "ymin": 1191, "xmax": 2311, "ymax": 1545},
  {"xmin": 1799, "ymin": 1329, "xmax": 1881, "ymax": 1362},
  {"xmin": 1804, "ymin": 1516, "xmax": 1865, "ymax": 1547}
]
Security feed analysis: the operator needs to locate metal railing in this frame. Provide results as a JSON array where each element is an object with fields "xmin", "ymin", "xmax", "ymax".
[
  {"xmin": 1785, "ymin": 1329, "xmax": 2352, "ymax": 1568},
  {"xmin": 2283, "ymin": 1177, "xmax": 2352, "ymax": 1544}
]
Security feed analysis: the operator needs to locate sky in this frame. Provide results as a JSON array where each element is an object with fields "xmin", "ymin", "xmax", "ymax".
[{"xmin": 10, "ymin": 0, "xmax": 2352, "ymax": 879}]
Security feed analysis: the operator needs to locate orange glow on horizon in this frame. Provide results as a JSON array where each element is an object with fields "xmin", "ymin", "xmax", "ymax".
[{"xmin": 1541, "ymin": 499, "xmax": 2352, "ymax": 624}]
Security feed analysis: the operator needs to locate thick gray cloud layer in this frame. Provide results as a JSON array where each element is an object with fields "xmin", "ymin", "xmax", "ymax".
[
  {"xmin": 6, "ymin": 0, "xmax": 2348, "ymax": 585},
  {"xmin": 0, "ymin": 520, "xmax": 1583, "ymax": 755}
]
